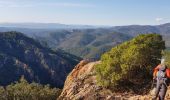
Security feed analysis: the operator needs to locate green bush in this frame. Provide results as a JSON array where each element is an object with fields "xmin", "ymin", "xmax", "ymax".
[
  {"xmin": 96, "ymin": 34, "xmax": 165, "ymax": 90},
  {"xmin": 163, "ymin": 50, "xmax": 170, "ymax": 68},
  {"xmin": 0, "ymin": 76, "xmax": 61, "ymax": 100}
]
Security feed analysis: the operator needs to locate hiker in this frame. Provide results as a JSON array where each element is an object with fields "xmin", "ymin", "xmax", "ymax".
[{"xmin": 152, "ymin": 59, "xmax": 170, "ymax": 100}]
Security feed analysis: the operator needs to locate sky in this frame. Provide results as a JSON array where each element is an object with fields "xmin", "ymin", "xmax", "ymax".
[{"xmin": 0, "ymin": 0, "xmax": 170, "ymax": 26}]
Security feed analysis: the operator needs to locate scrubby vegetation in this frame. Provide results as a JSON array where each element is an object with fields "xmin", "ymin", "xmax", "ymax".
[
  {"xmin": 163, "ymin": 50, "xmax": 170, "ymax": 68},
  {"xmin": 96, "ymin": 34, "xmax": 165, "ymax": 92},
  {"xmin": 0, "ymin": 76, "xmax": 61, "ymax": 100}
]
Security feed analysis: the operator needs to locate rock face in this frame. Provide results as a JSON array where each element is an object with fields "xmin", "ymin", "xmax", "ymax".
[
  {"xmin": 59, "ymin": 60, "xmax": 122, "ymax": 100},
  {"xmin": 58, "ymin": 60, "xmax": 105, "ymax": 100},
  {"xmin": 58, "ymin": 60, "xmax": 170, "ymax": 100}
]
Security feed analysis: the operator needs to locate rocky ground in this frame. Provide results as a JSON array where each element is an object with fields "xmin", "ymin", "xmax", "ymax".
[{"xmin": 58, "ymin": 60, "xmax": 170, "ymax": 100}]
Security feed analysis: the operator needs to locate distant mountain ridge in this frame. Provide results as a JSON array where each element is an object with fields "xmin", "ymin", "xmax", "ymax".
[
  {"xmin": 0, "ymin": 23, "xmax": 107, "ymax": 29},
  {"xmin": 0, "ymin": 23, "xmax": 170, "ymax": 59},
  {"xmin": 33, "ymin": 23, "xmax": 170, "ymax": 58}
]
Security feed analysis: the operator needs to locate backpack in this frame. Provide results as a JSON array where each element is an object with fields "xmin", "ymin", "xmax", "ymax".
[
  {"xmin": 157, "ymin": 66, "xmax": 168, "ymax": 85},
  {"xmin": 166, "ymin": 68, "xmax": 170, "ymax": 78}
]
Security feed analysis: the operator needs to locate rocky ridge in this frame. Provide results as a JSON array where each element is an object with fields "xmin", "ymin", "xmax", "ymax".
[{"xmin": 58, "ymin": 60, "xmax": 170, "ymax": 100}]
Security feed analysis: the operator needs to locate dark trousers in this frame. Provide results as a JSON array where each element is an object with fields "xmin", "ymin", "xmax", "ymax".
[{"xmin": 153, "ymin": 80, "xmax": 167, "ymax": 100}]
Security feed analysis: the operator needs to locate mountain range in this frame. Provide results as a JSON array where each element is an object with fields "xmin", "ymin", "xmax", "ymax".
[
  {"xmin": 0, "ymin": 23, "xmax": 170, "ymax": 59},
  {"xmin": 0, "ymin": 23, "xmax": 106, "ymax": 29}
]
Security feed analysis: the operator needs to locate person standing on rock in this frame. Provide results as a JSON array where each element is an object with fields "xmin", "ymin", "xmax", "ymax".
[{"xmin": 152, "ymin": 59, "xmax": 170, "ymax": 100}]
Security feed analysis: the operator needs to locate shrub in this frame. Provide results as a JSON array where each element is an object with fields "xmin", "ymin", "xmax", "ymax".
[
  {"xmin": 96, "ymin": 34, "xmax": 165, "ymax": 91},
  {"xmin": 0, "ymin": 76, "xmax": 61, "ymax": 100},
  {"xmin": 163, "ymin": 50, "xmax": 170, "ymax": 68}
]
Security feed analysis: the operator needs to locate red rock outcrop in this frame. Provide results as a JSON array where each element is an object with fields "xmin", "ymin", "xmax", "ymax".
[{"xmin": 58, "ymin": 60, "xmax": 170, "ymax": 100}]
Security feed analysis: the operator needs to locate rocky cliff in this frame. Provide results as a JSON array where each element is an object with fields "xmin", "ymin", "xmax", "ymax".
[{"xmin": 58, "ymin": 60, "xmax": 170, "ymax": 100}]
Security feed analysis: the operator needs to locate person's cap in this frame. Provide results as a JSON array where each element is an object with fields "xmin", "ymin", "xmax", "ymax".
[{"xmin": 161, "ymin": 58, "xmax": 165, "ymax": 65}]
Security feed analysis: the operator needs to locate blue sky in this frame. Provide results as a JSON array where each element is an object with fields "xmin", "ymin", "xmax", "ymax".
[{"xmin": 0, "ymin": 0, "xmax": 170, "ymax": 26}]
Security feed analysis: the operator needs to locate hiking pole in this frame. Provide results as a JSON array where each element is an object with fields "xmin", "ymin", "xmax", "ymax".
[
  {"xmin": 150, "ymin": 79, "xmax": 156, "ymax": 96},
  {"xmin": 151, "ymin": 79, "xmax": 156, "ymax": 88}
]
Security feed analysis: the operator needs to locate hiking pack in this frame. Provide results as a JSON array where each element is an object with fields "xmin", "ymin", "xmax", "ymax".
[
  {"xmin": 157, "ymin": 66, "xmax": 168, "ymax": 85},
  {"xmin": 153, "ymin": 64, "xmax": 170, "ymax": 80}
]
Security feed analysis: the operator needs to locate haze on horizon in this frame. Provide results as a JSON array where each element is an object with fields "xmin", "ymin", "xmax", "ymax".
[{"xmin": 0, "ymin": 0, "xmax": 170, "ymax": 26}]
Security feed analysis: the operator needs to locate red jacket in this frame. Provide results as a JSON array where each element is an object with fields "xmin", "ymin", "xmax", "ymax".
[{"xmin": 153, "ymin": 64, "xmax": 170, "ymax": 78}]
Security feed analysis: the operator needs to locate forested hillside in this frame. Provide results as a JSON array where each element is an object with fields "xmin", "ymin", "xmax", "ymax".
[
  {"xmin": 0, "ymin": 31, "xmax": 81, "ymax": 88},
  {"xmin": 35, "ymin": 29, "xmax": 132, "ymax": 59}
]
